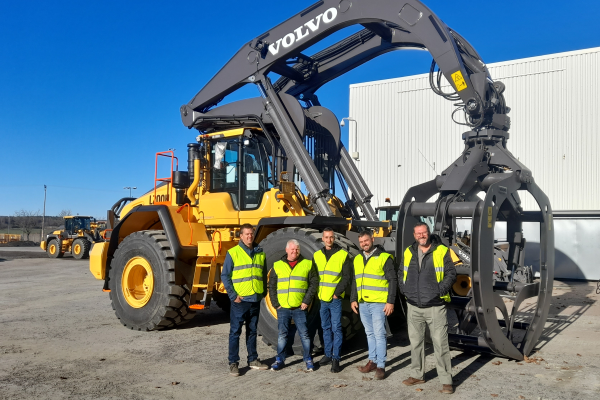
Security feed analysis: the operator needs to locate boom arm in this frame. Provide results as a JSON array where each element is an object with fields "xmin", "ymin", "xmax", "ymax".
[{"xmin": 181, "ymin": 0, "xmax": 508, "ymax": 131}]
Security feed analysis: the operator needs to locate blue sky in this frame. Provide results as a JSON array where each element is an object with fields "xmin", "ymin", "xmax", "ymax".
[{"xmin": 1, "ymin": 0, "xmax": 599, "ymax": 218}]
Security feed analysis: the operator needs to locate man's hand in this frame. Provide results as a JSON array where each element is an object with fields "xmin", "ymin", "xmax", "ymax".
[
  {"xmin": 300, "ymin": 303, "xmax": 308, "ymax": 310},
  {"xmin": 333, "ymin": 295, "xmax": 338, "ymax": 299},
  {"xmin": 234, "ymin": 296, "xmax": 243, "ymax": 303},
  {"xmin": 351, "ymin": 301, "xmax": 359, "ymax": 314},
  {"xmin": 383, "ymin": 303, "xmax": 394, "ymax": 316},
  {"xmin": 277, "ymin": 306, "xmax": 281, "ymax": 309}
]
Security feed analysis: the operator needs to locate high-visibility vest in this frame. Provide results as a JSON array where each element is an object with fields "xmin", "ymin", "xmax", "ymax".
[
  {"xmin": 354, "ymin": 252, "xmax": 392, "ymax": 303},
  {"xmin": 228, "ymin": 245, "xmax": 265, "ymax": 297},
  {"xmin": 403, "ymin": 245, "xmax": 451, "ymax": 302},
  {"xmin": 314, "ymin": 248, "xmax": 348, "ymax": 302},
  {"xmin": 273, "ymin": 259, "xmax": 313, "ymax": 308}
]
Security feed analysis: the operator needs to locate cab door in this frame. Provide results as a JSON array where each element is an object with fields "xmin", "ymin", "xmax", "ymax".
[{"xmin": 239, "ymin": 136, "xmax": 273, "ymax": 224}]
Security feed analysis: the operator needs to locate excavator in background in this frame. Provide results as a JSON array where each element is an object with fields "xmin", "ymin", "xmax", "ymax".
[{"xmin": 90, "ymin": 0, "xmax": 553, "ymax": 360}]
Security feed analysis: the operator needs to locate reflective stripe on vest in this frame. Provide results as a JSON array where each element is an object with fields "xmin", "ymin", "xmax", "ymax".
[
  {"xmin": 403, "ymin": 245, "xmax": 451, "ymax": 302},
  {"xmin": 228, "ymin": 245, "xmax": 265, "ymax": 297},
  {"xmin": 273, "ymin": 259, "xmax": 313, "ymax": 308},
  {"xmin": 353, "ymin": 252, "xmax": 392, "ymax": 303},
  {"xmin": 314, "ymin": 248, "xmax": 348, "ymax": 302}
]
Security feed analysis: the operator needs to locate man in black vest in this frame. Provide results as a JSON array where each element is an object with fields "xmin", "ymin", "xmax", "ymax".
[{"xmin": 399, "ymin": 222, "xmax": 456, "ymax": 394}]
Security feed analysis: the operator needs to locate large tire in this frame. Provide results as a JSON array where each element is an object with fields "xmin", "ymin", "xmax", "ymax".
[
  {"xmin": 72, "ymin": 238, "xmax": 91, "ymax": 260},
  {"xmin": 257, "ymin": 227, "xmax": 362, "ymax": 353},
  {"xmin": 108, "ymin": 230, "xmax": 195, "ymax": 331},
  {"xmin": 47, "ymin": 239, "xmax": 64, "ymax": 258}
]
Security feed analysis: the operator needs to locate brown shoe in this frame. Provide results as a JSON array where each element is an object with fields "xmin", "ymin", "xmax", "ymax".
[
  {"xmin": 402, "ymin": 377, "xmax": 426, "ymax": 386},
  {"xmin": 357, "ymin": 360, "xmax": 377, "ymax": 373},
  {"xmin": 440, "ymin": 384, "xmax": 455, "ymax": 394},
  {"xmin": 374, "ymin": 367, "xmax": 386, "ymax": 380}
]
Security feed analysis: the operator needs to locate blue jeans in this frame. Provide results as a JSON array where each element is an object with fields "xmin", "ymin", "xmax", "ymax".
[
  {"xmin": 276, "ymin": 308, "xmax": 312, "ymax": 362},
  {"xmin": 359, "ymin": 302, "xmax": 387, "ymax": 368},
  {"xmin": 320, "ymin": 298, "xmax": 343, "ymax": 360},
  {"xmin": 228, "ymin": 301, "xmax": 260, "ymax": 364}
]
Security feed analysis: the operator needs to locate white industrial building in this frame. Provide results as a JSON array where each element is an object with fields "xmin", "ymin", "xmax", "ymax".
[
  {"xmin": 349, "ymin": 47, "xmax": 600, "ymax": 211},
  {"xmin": 348, "ymin": 47, "xmax": 600, "ymax": 280}
]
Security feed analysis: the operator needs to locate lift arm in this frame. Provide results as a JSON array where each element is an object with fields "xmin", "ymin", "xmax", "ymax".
[{"xmin": 181, "ymin": 0, "xmax": 508, "ymax": 131}]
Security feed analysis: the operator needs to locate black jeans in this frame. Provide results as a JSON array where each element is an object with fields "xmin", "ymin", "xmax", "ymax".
[{"xmin": 228, "ymin": 301, "xmax": 260, "ymax": 364}]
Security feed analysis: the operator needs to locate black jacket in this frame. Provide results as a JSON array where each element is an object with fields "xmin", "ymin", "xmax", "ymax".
[
  {"xmin": 268, "ymin": 254, "xmax": 319, "ymax": 309},
  {"xmin": 312, "ymin": 243, "xmax": 353, "ymax": 299},
  {"xmin": 350, "ymin": 245, "xmax": 397, "ymax": 304},
  {"xmin": 398, "ymin": 235, "xmax": 456, "ymax": 308}
]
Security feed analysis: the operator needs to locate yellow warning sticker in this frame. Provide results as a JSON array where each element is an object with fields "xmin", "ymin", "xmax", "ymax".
[
  {"xmin": 487, "ymin": 207, "xmax": 493, "ymax": 228},
  {"xmin": 451, "ymin": 70, "xmax": 468, "ymax": 92}
]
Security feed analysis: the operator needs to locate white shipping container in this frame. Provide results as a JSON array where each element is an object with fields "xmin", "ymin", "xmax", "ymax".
[{"xmin": 348, "ymin": 47, "xmax": 600, "ymax": 211}]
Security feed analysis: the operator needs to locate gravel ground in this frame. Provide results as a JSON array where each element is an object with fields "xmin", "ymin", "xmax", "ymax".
[{"xmin": 0, "ymin": 257, "xmax": 599, "ymax": 399}]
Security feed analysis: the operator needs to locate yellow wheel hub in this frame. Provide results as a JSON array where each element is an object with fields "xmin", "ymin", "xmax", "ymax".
[
  {"xmin": 73, "ymin": 244, "xmax": 81, "ymax": 254},
  {"xmin": 453, "ymin": 275, "xmax": 472, "ymax": 297},
  {"xmin": 263, "ymin": 269, "xmax": 277, "ymax": 318},
  {"xmin": 49, "ymin": 244, "xmax": 56, "ymax": 254},
  {"xmin": 121, "ymin": 256, "xmax": 154, "ymax": 308}
]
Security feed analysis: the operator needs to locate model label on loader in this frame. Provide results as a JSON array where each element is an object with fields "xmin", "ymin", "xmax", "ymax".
[
  {"xmin": 149, "ymin": 194, "xmax": 169, "ymax": 204},
  {"xmin": 268, "ymin": 7, "xmax": 338, "ymax": 56}
]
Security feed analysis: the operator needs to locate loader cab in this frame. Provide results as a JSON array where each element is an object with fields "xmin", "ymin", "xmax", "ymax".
[
  {"xmin": 209, "ymin": 130, "xmax": 272, "ymax": 210},
  {"xmin": 64, "ymin": 216, "xmax": 93, "ymax": 235}
]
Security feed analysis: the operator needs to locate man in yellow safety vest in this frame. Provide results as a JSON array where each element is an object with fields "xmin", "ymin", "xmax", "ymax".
[
  {"xmin": 313, "ymin": 227, "xmax": 352, "ymax": 373},
  {"xmin": 400, "ymin": 222, "xmax": 456, "ymax": 394},
  {"xmin": 269, "ymin": 239, "xmax": 319, "ymax": 372},
  {"xmin": 350, "ymin": 230, "xmax": 397, "ymax": 380},
  {"xmin": 221, "ymin": 223, "xmax": 269, "ymax": 376}
]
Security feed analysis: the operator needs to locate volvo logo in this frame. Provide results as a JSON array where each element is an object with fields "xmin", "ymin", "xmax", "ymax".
[{"xmin": 268, "ymin": 7, "xmax": 338, "ymax": 56}]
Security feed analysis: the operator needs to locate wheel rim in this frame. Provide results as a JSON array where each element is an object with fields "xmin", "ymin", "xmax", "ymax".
[
  {"xmin": 265, "ymin": 270, "xmax": 278, "ymax": 318},
  {"xmin": 121, "ymin": 256, "xmax": 154, "ymax": 308},
  {"xmin": 49, "ymin": 244, "xmax": 56, "ymax": 254},
  {"xmin": 453, "ymin": 275, "xmax": 472, "ymax": 297},
  {"xmin": 73, "ymin": 244, "xmax": 81, "ymax": 254}
]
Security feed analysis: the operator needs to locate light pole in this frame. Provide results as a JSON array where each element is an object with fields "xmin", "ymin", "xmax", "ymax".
[
  {"xmin": 41, "ymin": 185, "xmax": 47, "ymax": 243},
  {"xmin": 340, "ymin": 117, "xmax": 359, "ymax": 160},
  {"xmin": 124, "ymin": 186, "xmax": 137, "ymax": 197}
]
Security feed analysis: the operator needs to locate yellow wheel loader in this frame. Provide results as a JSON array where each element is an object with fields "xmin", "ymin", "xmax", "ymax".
[
  {"xmin": 90, "ymin": 0, "xmax": 554, "ymax": 359},
  {"xmin": 41, "ymin": 216, "xmax": 104, "ymax": 259}
]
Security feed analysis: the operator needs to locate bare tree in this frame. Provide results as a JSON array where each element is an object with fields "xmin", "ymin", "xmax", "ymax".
[
  {"xmin": 13, "ymin": 209, "xmax": 40, "ymax": 241},
  {"xmin": 58, "ymin": 209, "xmax": 72, "ymax": 217}
]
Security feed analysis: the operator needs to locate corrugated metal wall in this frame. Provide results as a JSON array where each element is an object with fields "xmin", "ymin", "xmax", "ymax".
[{"xmin": 349, "ymin": 47, "xmax": 600, "ymax": 211}]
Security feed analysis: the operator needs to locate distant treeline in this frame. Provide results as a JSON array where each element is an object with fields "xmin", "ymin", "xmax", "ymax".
[{"xmin": 0, "ymin": 216, "xmax": 64, "ymax": 230}]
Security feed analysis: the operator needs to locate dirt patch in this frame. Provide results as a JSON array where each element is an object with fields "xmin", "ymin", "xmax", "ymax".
[
  {"xmin": 1, "ymin": 259, "xmax": 600, "ymax": 399},
  {"xmin": 0, "ymin": 251, "xmax": 48, "ymax": 259},
  {"xmin": 0, "ymin": 241, "xmax": 38, "ymax": 247}
]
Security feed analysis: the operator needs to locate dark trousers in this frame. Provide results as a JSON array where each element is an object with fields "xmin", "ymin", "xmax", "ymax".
[
  {"xmin": 276, "ymin": 308, "xmax": 312, "ymax": 362},
  {"xmin": 320, "ymin": 298, "xmax": 343, "ymax": 360},
  {"xmin": 228, "ymin": 301, "xmax": 260, "ymax": 364}
]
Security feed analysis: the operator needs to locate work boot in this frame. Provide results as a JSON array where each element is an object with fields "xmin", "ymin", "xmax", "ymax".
[
  {"xmin": 248, "ymin": 359, "xmax": 268, "ymax": 370},
  {"xmin": 374, "ymin": 367, "xmax": 386, "ymax": 380},
  {"xmin": 319, "ymin": 355, "xmax": 332, "ymax": 366},
  {"xmin": 402, "ymin": 377, "xmax": 425, "ymax": 386},
  {"xmin": 440, "ymin": 384, "xmax": 455, "ymax": 394},
  {"xmin": 331, "ymin": 359, "xmax": 340, "ymax": 373},
  {"xmin": 229, "ymin": 362, "xmax": 239, "ymax": 376},
  {"xmin": 357, "ymin": 360, "xmax": 377, "ymax": 373}
]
